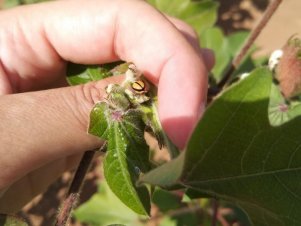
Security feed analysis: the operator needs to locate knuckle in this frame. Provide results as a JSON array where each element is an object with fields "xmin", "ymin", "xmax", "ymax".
[{"xmin": 66, "ymin": 82, "xmax": 106, "ymax": 128}]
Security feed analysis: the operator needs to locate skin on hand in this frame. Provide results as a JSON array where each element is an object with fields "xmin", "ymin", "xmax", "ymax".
[{"xmin": 0, "ymin": 0, "xmax": 214, "ymax": 212}]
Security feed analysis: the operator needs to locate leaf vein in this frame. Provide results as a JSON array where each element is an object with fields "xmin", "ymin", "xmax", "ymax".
[
  {"xmin": 186, "ymin": 78, "xmax": 259, "ymax": 178},
  {"xmin": 186, "ymin": 167, "xmax": 301, "ymax": 185}
]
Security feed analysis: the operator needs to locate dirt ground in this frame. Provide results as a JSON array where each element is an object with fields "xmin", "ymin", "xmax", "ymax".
[
  {"xmin": 1, "ymin": 0, "xmax": 300, "ymax": 225},
  {"xmin": 218, "ymin": 0, "xmax": 301, "ymax": 56},
  {"xmin": 256, "ymin": 0, "xmax": 301, "ymax": 55}
]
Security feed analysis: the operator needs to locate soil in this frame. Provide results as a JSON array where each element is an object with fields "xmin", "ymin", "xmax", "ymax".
[
  {"xmin": 255, "ymin": 0, "xmax": 301, "ymax": 56},
  {"xmin": 217, "ymin": 0, "xmax": 301, "ymax": 56}
]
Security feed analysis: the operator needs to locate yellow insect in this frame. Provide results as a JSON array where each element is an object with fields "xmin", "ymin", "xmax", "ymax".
[{"xmin": 131, "ymin": 80, "xmax": 148, "ymax": 94}]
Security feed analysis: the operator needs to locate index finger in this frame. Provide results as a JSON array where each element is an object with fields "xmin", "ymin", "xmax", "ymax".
[{"xmin": 0, "ymin": 0, "xmax": 208, "ymax": 148}]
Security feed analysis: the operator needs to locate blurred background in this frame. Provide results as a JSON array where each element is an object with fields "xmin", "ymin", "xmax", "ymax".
[{"xmin": 216, "ymin": 0, "xmax": 301, "ymax": 57}]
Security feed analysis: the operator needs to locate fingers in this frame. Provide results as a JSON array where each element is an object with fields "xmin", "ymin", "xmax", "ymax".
[
  {"xmin": 201, "ymin": 48, "xmax": 215, "ymax": 71},
  {"xmin": 166, "ymin": 16, "xmax": 201, "ymax": 53},
  {"xmin": 167, "ymin": 16, "xmax": 215, "ymax": 71},
  {"xmin": 0, "ymin": 0, "xmax": 209, "ymax": 148},
  {"xmin": 0, "ymin": 75, "xmax": 122, "ymax": 190}
]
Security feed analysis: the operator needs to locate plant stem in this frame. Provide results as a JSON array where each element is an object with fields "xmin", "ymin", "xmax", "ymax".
[
  {"xmin": 216, "ymin": 0, "xmax": 283, "ymax": 90},
  {"xmin": 54, "ymin": 150, "xmax": 96, "ymax": 226},
  {"xmin": 211, "ymin": 199, "xmax": 218, "ymax": 226}
]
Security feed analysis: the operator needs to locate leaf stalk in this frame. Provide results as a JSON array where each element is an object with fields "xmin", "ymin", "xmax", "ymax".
[
  {"xmin": 54, "ymin": 150, "xmax": 96, "ymax": 226},
  {"xmin": 216, "ymin": 0, "xmax": 283, "ymax": 91}
]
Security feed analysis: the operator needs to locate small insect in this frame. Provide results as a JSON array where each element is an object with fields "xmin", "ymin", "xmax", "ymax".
[{"xmin": 131, "ymin": 80, "xmax": 147, "ymax": 94}]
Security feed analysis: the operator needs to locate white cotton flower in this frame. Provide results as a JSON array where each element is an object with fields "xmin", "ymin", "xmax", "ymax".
[{"xmin": 268, "ymin": 49, "xmax": 283, "ymax": 71}]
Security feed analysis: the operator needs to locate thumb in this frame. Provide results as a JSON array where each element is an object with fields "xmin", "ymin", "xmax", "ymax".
[{"xmin": 0, "ymin": 76, "xmax": 122, "ymax": 190}]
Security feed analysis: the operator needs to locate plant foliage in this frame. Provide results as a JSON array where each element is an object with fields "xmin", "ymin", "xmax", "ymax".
[
  {"xmin": 74, "ymin": 181, "xmax": 146, "ymax": 226},
  {"xmin": 0, "ymin": 214, "xmax": 28, "ymax": 226},
  {"xmin": 89, "ymin": 102, "xmax": 151, "ymax": 215},
  {"xmin": 142, "ymin": 67, "xmax": 301, "ymax": 225}
]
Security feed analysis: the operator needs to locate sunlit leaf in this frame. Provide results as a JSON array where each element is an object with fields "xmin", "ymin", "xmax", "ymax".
[
  {"xmin": 143, "ymin": 67, "xmax": 301, "ymax": 225},
  {"xmin": 227, "ymin": 31, "xmax": 249, "ymax": 57},
  {"xmin": 66, "ymin": 63, "xmax": 112, "ymax": 85},
  {"xmin": 268, "ymin": 82, "xmax": 301, "ymax": 126},
  {"xmin": 74, "ymin": 181, "xmax": 144, "ymax": 226},
  {"xmin": 202, "ymin": 29, "xmax": 256, "ymax": 84},
  {"xmin": 89, "ymin": 103, "xmax": 151, "ymax": 215},
  {"xmin": 104, "ymin": 109, "xmax": 151, "ymax": 215},
  {"xmin": 148, "ymin": 0, "xmax": 190, "ymax": 17},
  {"xmin": 89, "ymin": 102, "xmax": 110, "ymax": 140},
  {"xmin": 66, "ymin": 62, "xmax": 124, "ymax": 86},
  {"xmin": 227, "ymin": 31, "xmax": 258, "ymax": 79},
  {"xmin": 201, "ymin": 27, "xmax": 230, "ymax": 83},
  {"xmin": 183, "ymin": 67, "xmax": 301, "ymax": 226},
  {"xmin": 148, "ymin": 0, "xmax": 218, "ymax": 35},
  {"xmin": 178, "ymin": 0, "xmax": 218, "ymax": 36}
]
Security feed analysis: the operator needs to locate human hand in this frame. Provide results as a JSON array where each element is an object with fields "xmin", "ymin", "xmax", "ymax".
[{"xmin": 0, "ymin": 0, "xmax": 214, "ymax": 212}]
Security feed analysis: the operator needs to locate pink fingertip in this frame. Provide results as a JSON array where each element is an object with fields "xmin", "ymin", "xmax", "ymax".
[{"xmin": 162, "ymin": 116, "xmax": 196, "ymax": 150}]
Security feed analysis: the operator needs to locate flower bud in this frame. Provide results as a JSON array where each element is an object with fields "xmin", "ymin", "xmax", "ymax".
[{"xmin": 276, "ymin": 37, "xmax": 301, "ymax": 98}]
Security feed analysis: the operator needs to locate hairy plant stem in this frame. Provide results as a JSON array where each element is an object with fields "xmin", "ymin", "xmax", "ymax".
[
  {"xmin": 211, "ymin": 199, "xmax": 218, "ymax": 226},
  {"xmin": 54, "ymin": 150, "xmax": 96, "ymax": 226},
  {"xmin": 213, "ymin": 0, "xmax": 282, "ymax": 94}
]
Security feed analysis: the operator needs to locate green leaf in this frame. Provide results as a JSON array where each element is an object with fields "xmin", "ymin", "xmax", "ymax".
[
  {"xmin": 184, "ymin": 188, "xmax": 213, "ymax": 200},
  {"xmin": 140, "ymin": 152, "xmax": 184, "ymax": 187},
  {"xmin": 74, "ymin": 181, "xmax": 144, "ymax": 226},
  {"xmin": 202, "ymin": 29, "xmax": 254, "ymax": 84},
  {"xmin": 159, "ymin": 217, "xmax": 176, "ymax": 226},
  {"xmin": 148, "ymin": 0, "xmax": 218, "ymax": 35},
  {"xmin": 227, "ymin": 31, "xmax": 258, "ymax": 79},
  {"xmin": 104, "ymin": 109, "xmax": 151, "ymax": 216},
  {"xmin": 89, "ymin": 102, "xmax": 110, "ymax": 140},
  {"xmin": 3, "ymin": 0, "xmax": 20, "ymax": 8},
  {"xmin": 159, "ymin": 210, "xmax": 200, "ymax": 226},
  {"xmin": 227, "ymin": 31, "xmax": 249, "ymax": 57},
  {"xmin": 90, "ymin": 101, "xmax": 151, "ymax": 215},
  {"xmin": 66, "ymin": 63, "xmax": 113, "ymax": 85},
  {"xmin": 0, "ymin": 214, "xmax": 28, "ymax": 226},
  {"xmin": 144, "ymin": 67, "xmax": 301, "ymax": 225},
  {"xmin": 148, "ymin": 0, "xmax": 190, "ymax": 17},
  {"xmin": 142, "ymin": 68, "xmax": 271, "ymax": 189},
  {"xmin": 201, "ymin": 27, "xmax": 230, "ymax": 83},
  {"xmin": 87, "ymin": 64, "xmax": 178, "ymax": 216},
  {"xmin": 3, "ymin": 0, "xmax": 50, "ymax": 8},
  {"xmin": 268, "ymin": 82, "xmax": 301, "ymax": 126},
  {"xmin": 232, "ymin": 56, "xmax": 256, "ymax": 80},
  {"xmin": 139, "ymin": 100, "xmax": 179, "ymax": 158},
  {"xmin": 152, "ymin": 188, "xmax": 181, "ymax": 212},
  {"xmin": 183, "ymin": 67, "xmax": 301, "ymax": 225},
  {"xmin": 66, "ymin": 62, "xmax": 126, "ymax": 86},
  {"xmin": 177, "ymin": 1, "xmax": 219, "ymax": 36},
  {"xmin": 110, "ymin": 62, "xmax": 131, "ymax": 76}
]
